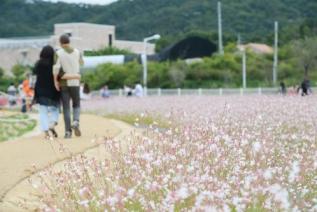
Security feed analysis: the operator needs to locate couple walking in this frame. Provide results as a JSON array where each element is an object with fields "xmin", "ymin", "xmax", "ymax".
[{"xmin": 33, "ymin": 34, "xmax": 83, "ymax": 139}]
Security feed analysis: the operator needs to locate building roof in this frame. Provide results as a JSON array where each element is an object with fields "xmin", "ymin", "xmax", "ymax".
[
  {"xmin": 55, "ymin": 22, "xmax": 115, "ymax": 29},
  {"xmin": 158, "ymin": 36, "xmax": 217, "ymax": 61},
  {"xmin": 238, "ymin": 43, "xmax": 273, "ymax": 54},
  {"xmin": 0, "ymin": 36, "xmax": 50, "ymax": 49}
]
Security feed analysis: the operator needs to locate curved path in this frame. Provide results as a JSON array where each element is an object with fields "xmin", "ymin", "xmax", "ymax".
[{"xmin": 0, "ymin": 113, "xmax": 135, "ymax": 211}]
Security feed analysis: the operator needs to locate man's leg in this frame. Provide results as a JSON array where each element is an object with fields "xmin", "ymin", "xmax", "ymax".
[
  {"xmin": 69, "ymin": 86, "xmax": 81, "ymax": 136},
  {"xmin": 61, "ymin": 87, "xmax": 72, "ymax": 138}
]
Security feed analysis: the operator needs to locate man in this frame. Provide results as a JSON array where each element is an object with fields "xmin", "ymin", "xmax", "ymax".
[
  {"xmin": 7, "ymin": 82, "xmax": 17, "ymax": 106},
  {"xmin": 53, "ymin": 34, "xmax": 84, "ymax": 138}
]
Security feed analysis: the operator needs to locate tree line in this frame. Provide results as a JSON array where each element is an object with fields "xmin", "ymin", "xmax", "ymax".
[{"xmin": 0, "ymin": 0, "xmax": 316, "ymax": 43}]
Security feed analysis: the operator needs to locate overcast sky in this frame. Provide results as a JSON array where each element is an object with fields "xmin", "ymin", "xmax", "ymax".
[{"xmin": 42, "ymin": 0, "xmax": 118, "ymax": 5}]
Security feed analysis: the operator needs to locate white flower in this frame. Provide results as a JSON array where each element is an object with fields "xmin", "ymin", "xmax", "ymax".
[
  {"xmin": 264, "ymin": 169, "xmax": 273, "ymax": 180},
  {"xmin": 79, "ymin": 187, "xmax": 88, "ymax": 196},
  {"xmin": 176, "ymin": 187, "xmax": 189, "ymax": 199},
  {"xmin": 107, "ymin": 196, "xmax": 119, "ymax": 207},
  {"xmin": 78, "ymin": 200, "xmax": 89, "ymax": 208},
  {"xmin": 98, "ymin": 190, "xmax": 105, "ymax": 197},
  {"xmin": 288, "ymin": 161, "xmax": 300, "ymax": 183},
  {"xmin": 32, "ymin": 183, "xmax": 38, "ymax": 189},
  {"xmin": 252, "ymin": 141, "xmax": 261, "ymax": 152},
  {"xmin": 127, "ymin": 188, "xmax": 135, "ymax": 197},
  {"xmin": 232, "ymin": 196, "xmax": 241, "ymax": 206},
  {"xmin": 268, "ymin": 184, "xmax": 290, "ymax": 209}
]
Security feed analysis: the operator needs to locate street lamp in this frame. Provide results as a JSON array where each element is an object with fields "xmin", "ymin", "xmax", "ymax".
[{"xmin": 142, "ymin": 34, "xmax": 160, "ymax": 96}]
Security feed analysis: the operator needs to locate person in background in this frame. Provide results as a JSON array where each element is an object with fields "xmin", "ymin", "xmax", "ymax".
[
  {"xmin": 7, "ymin": 83, "xmax": 17, "ymax": 106},
  {"xmin": 134, "ymin": 83, "xmax": 143, "ymax": 97},
  {"xmin": 300, "ymin": 78, "xmax": 311, "ymax": 96},
  {"xmin": 18, "ymin": 81, "xmax": 24, "ymax": 98},
  {"xmin": 288, "ymin": 85, "xmax": 297, "ymax": 96},
  {"xmin": 279, "ymin": 81, "xmax": 287, "ymax": 96},
  {"xmin": 21, "ymin": 99, "xmax": 27, "ymax": 113},
  {"xmin": 124, "ymin": 85, "xmax": 133, "ymax": 97},
  {"xmin": 100, "ymin": 85, "xmax": 110, "ymax": 98},
  {"xmin": 22, "ymin": 73, "xmax": 34, "ymax": 111},
  {"xmin": 80, "ymin": 83, "xmax": 91, "ymax": 100}
]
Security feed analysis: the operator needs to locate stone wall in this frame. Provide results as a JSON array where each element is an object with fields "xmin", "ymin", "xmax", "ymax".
[
  {"xmin": 52, "ymin": 23, "xmax": 115, "ymax": 51},
  {"xmin": 0, "ymin": 48, "xmax": 41, "ymax": 76},
  {"xmin": 114, "ymin": 40, "xmax": 155, "ymax": 55}
]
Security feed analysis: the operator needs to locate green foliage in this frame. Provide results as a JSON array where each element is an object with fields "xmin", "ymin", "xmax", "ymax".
[
  {"xmin": 291, "ymin": 37, "xmax": 317, "ymax": 77},
  {"xmin": 0, "ymin": 67, "xmax": 14, "ymax": 92},
  {"xmin": 169, "ymin": 61, "xmax": 187, "ymax": 87},
  {"xmin": 84, "ymin": 48, "xmax": 299, "ymax": 89},
  {"xmin": 11, "ymin": 64, "xmax": 27, "ymax": 83},
  {"xmin": 0, "ymin": 78, "xmax": 12, "ymax": 92},
  {"xmin": 84, "ymin": 47, "xmax": 132, "ymax": 56},
  {"xmin": 174, "ymin": 195, "xmax": 196, "ymax": 211},
  {"xmin": 0, "ymin": 114, "xmax": 36, "ymax": 142},
  {"xmin": 0, "ymin": 67, "xmax": 4, "ymax": 79},
  {"xmin": 1, "ymin": 0, "xmax": 317, "ymax": 46},
  {"xmin": 147, "ymin": 61, "xmax": 171, "ymax": 88},
  {"xmin": 105, "ymin": 113, "xmax": 171, "ymax": 129},
  {"xmin": 82, "ymin": 61, "xmax": 142, "ymax": 90},
  {"xmin": 280, "ymin": 18, "xmax": 317, "ymax": 45}
]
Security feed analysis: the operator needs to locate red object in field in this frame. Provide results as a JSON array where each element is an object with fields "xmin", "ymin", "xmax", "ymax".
[
  {"xmin": 0, "ymin": 92, "xmax": 8, "ymax": 106},
  {"xmin": 22, "ymin": 79, "xmax": 34, "ymax": 98}
]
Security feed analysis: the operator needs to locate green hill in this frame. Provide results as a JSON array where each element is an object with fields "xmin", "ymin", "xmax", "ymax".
[{"xmin": 0, "ymin": 0, "xmax": 316, "ymax": 43}]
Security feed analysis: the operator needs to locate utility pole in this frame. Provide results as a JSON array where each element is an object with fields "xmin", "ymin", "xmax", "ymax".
[
  {"xmin": 237, "ymin": 33, "xmax": 241, "ymax": 46},
  {"xmin": 242, "ymin": 49, "xmax": 246, "ymax": 89},
  {"xmin": 218, "ymin": 1, "xmax": 224, "ymax": 55},
  {"xmin": 273, "ymin": 21, "xmax": 279, "ymax": 86},
  {"xmin": 142, "ymin": 34, "xmax": 160, "ymax": 96}
]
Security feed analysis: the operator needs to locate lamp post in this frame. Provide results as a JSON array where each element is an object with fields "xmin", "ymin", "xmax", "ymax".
[{"xmin": 142, "ymin": 34, "xmax": 160, "ymax": 96}]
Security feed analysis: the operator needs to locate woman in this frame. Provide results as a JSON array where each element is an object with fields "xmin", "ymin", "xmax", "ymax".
[{"xmin": 34, "ymin": 45, "xmax": 80, "ymax": 139}]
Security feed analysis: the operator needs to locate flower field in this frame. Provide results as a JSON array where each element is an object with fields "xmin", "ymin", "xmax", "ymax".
[
  {"xmin": 0, "ymin": 113, "xmax": 36, "ymax": 142},
  {"xmin": 34, "ymin": 96, "xmax": 316, "ymax": 211}
]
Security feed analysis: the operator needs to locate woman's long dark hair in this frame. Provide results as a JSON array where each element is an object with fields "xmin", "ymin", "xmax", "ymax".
[{"xmin": 39, "ymin": 45, "xmax": 54, "ymax": 65}]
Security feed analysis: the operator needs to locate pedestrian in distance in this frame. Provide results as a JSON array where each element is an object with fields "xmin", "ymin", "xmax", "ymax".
[
  {"xmin": 100, "ymin": 85, "xmax": 110, "ymax": 98},
  {"xmin": 279, "ymin": 81, "xmax": 287, "ymax": 96},
  {"xmin": 300, "ymin": 78, "xmax": 311, "ymax": 96},
  {"xmin": 7, "ymin": 82, "xmax": 17, "ymax": 106}
]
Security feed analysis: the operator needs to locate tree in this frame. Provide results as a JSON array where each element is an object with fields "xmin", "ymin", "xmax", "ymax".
[
  {"xmin": 12, "ymin": 64, "xmax": 28, "ymax": 83},
  {"xmin": 169, "ymin": 62, "xmax": 187, "ymax": 88},
  {"xmin": 0, "ymin": 67, "xmax": 4, "ymax": 79},
  {"xmin": 84, "ymin": 47, "xmax": 132, "ymax": 56},
  {"xmin": 292, "ymin": 37, "xmax": 317, "ymax": 77}
]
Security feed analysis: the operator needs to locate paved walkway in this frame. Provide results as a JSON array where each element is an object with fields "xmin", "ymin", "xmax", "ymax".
[{"xmin": 0, "ymin": 113, "xmax": 133, "ymax": 211}]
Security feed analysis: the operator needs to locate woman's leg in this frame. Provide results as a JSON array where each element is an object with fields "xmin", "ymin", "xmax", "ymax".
[
  {"xmin": 38, "ymin": 105, "xmax": 49, "ymax": 132},
  {"xmin": 48, "ymin": 106, "xmax": 59, "ymax": 127},
  {"xmin": 47, "ymin": 106, "xmax": 59, "ymax": 138}
]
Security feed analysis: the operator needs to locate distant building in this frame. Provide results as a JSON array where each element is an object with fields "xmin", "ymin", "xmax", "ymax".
[
  {"xmin": 0, "ymin": 23, "xmax": 155, "ymax": 75},
  {"xmin": 238, "ymin": 43, "xmax": 273, "ymax": 54}
]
